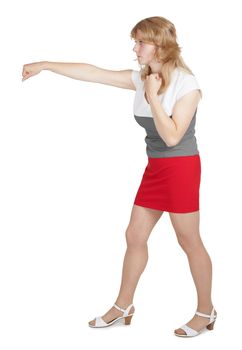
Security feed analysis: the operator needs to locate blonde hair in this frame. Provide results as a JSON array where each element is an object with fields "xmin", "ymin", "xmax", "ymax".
[{"xmin": 130, "ymin": 16, "xmax": 196, "ymax": 96}]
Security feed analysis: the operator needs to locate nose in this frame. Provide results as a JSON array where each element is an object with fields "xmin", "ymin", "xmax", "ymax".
[{"xmin": 132, "ymin": 42, "xmax": 138, "ymax": 53}]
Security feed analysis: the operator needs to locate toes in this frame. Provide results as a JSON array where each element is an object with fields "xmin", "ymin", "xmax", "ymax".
[
  {"xmin": 89, "ymin": 319, "xmax": 96, "ymax": 326},
  {"xmin": 174, "ymin": 328, "xmax": 186, "ymax": 335}
]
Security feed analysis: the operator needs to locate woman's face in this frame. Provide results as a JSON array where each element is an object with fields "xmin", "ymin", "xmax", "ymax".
[{"xmin": 132, "ymin": 30, "xmax": 157, "ymax": 65}]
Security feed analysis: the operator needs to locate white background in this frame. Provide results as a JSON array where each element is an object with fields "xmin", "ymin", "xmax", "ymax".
[{"xmin": 1, "ymin": 0, "xmax": 242, "ymax": 349}]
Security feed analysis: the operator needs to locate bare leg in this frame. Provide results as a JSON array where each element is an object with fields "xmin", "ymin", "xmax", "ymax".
[
  {"xmin": 169, "ymin": 210, "xmax": 217, "ymax": 335},
  {"xmin": 89, "ymin": 204, "xmax": 163, "ymax": 326}
]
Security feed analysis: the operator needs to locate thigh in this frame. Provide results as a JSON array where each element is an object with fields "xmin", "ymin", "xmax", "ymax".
[
  {"xmin": 126, "ymin": 204, "xmax": 163, "ymax": 245},
  {"xmin": 169, "ymin": 211, "xmax": 201, "ymax": 244}
]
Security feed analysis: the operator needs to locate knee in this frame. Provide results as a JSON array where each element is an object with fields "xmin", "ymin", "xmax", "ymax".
[
  {"xmin": 125, "ymin": 227, "xmax": 148, "ymax": 248},
  {"xmin": 176, "ymin": 233, "xmax": 203, "ymax": 254}
]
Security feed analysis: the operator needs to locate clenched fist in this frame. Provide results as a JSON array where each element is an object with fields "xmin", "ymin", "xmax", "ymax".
[{"xmin": 22, "ymin": 61, "xmax": 47, "ymax": 81}]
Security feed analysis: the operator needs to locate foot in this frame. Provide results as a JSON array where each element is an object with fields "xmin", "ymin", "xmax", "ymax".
[
  {"xmin": 88, "ymin": 303, "xmax": 135, "ymax": 327},
  {"xmin": 174, "ymin": 307, "xmax": 217, "ymax": 336}
]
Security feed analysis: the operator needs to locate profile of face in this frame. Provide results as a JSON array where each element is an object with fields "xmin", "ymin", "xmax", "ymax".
[{"xmin": 132, "ymin": 29, "xmax": 157, "ymax": 65}]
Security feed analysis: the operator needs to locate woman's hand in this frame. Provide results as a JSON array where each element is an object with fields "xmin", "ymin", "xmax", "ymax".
[
  {"xmin": 144, "ymin": 73, "xmax": 162, "ymax": 101},
  {"xmin": 22, "ymin": 61, "xmax": 47, "ymax": 81}
]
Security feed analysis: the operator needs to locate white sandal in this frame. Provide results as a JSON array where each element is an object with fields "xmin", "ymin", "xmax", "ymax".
[
  {"xmin": 88, "ymin": 303, "xmax": 135, "ymax": 328},
  {"xmin": 174, "ymin": 307, "xmax": 217, "ymax": 337}
]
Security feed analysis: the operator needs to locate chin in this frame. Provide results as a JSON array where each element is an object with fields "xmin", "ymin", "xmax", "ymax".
[{"xmin": 139, "ymin": 59, "xmax": 147, "ymax": 65}]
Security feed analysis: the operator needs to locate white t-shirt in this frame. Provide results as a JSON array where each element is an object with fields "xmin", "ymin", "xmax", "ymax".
[{"xmin": 131, "ymin": 67, "xmax": 202, "ymax": 117}]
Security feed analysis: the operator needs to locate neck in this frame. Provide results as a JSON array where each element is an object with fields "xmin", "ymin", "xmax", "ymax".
[{"xmin": 149, "ymin": 61, "xmax": 163, "ymax": 73}]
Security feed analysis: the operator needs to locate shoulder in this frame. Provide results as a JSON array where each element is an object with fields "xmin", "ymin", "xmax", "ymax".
[{"xmin": 174, "ymin": 68, "xmax": 202, "ymax": 100}]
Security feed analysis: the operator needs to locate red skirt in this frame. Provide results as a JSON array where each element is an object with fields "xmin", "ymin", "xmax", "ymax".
[{"xmin": 134, "ymin": 154, "xmax": 201, "ymax": 213}]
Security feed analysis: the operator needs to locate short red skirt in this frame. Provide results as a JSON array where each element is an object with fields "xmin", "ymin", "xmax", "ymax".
[{"xmin": 133, "ymin": 154, "xmax": 201, "ymax": 213}]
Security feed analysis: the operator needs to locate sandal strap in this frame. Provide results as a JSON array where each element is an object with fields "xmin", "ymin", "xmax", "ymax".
[
  {"xmin": 180, "ymin": 324, "xmax": 199, "ymax": 336},
  {"xmin": 196, "ymin": 307, "xmax": 216, "ymax": 322},
  {"xmin": 113, "ymin": 303, "xmax": 134, "ymax": 317}
]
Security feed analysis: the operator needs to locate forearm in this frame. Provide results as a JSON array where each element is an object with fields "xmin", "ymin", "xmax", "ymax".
[
  {"xmin": 42, "ymin": 61, "xmax": 99, "ymax": 82},
  {"xmin": 148, "ymin": 94, "xmax": 177, "ymax": 147}
]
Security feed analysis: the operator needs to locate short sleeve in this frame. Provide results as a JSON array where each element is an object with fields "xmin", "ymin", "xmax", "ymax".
[
  {"xmin": 176, "ymin": 74, "xmax": 202, "ymax": 101},
  {"xmin": 131, "ymin": 70, "xmax": 141, "ymax": 89}
]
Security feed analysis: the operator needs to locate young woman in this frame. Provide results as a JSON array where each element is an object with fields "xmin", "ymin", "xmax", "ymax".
[{"xmin": 22, "ymin": 16, "xmax": 217, "ymax": 337}]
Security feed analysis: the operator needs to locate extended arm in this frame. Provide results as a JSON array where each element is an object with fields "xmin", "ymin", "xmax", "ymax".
[
  {"xmin": 22, "ymin": 61, "xmax": 135, "ymax": 90},
  {"xmin": 42, "ymin": 61, "xmax": 103, "ymax": 82}
]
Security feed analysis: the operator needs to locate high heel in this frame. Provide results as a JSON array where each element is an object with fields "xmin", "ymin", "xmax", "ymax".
[
  {"xmin": 174, "ymin": 307, "xmax": 217, "ymax": 337},
  {"xmin": 124, "ymin": 314, "xmax": 133, "ymax": 325},
  {"xmin": 88, "ymin": 303, "xmax": 135, "ymax": 328},
  {"xmin": 206, "ymin": 320, "xmax": 215, "ymax": 330}
]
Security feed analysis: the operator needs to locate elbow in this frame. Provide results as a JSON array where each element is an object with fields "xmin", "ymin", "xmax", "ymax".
[
  {"xmin": 166, "ymin": 138, "xmax": 178, "ymax": 147},
  {"xmin": 159, "ymin": 136, "xmax": 176, "ymax": 148},
  {"xmin": 157, "ymin": 131, "xmax": 179, "ymax": 147},
  {"xmin": 166, "ymin": 134, "xmax": 182, "ymax": 147}
]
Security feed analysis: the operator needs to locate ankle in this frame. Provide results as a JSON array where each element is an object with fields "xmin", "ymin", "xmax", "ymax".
[
  {"xmin": 197, "ymin": 304, "xmax": 214, "ymax": 314},
  {"xmin": 115, "ymin": 299, "xmax": 134, "ymax": 309}
]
